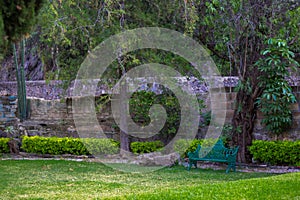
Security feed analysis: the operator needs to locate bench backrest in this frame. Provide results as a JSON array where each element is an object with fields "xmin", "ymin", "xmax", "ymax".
[
  {"xmin": 198, "ymin": 140, "xmax": 227, "ymax": 160},
  {"xmin": 195, "ymin": 140, "xmax": 237, "ymax": 160}
]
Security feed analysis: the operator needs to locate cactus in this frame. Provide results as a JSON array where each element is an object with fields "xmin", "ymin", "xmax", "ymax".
[{"xmin": 13, "ymin": 39, "xmax": 27, "ymax": 121}]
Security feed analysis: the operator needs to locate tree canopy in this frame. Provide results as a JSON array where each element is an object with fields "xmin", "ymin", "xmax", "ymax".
[{"xmin": 0, "ymin": 0, "xmax": 44, "ymax": 59}]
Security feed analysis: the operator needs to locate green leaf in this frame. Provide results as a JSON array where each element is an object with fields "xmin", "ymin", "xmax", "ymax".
[
  {"xmin": 262, "ymin": 49, "xmax": 271, "ymax": 55},
  {"xmin": 267, "ymin": 38, "xmax": 273, "ymax": 45}
]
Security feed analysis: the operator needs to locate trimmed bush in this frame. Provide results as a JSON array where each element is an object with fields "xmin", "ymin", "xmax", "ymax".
[
  {"xmin": 173, "ymin": 139, "xmax": 227, "ymax": 157},
  {"xmin": 249, "ymin": 140, "xmax": 300, "ymax": 166},
  {"xmin": 82, "ymin": 138, "xmax": 120, "ymax": 155},
  {"xmin": 21, "ymin": 136, "xmax": 120, "ymax": 155},
  {"xmin": 130, "ymin": 141, "xmax": 164, "ymax": 154},
  {"xmin": 0, "ymin": 138, "xmax": 10, "ymax": 153}
]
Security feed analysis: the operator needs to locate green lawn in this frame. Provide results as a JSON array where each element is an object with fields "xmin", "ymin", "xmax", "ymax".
[{"xmin": 0, "ymin": 160, "xmax": 299, "ymax": 200}]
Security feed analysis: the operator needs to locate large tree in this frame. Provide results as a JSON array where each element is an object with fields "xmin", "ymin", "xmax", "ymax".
[{"xmin": 192, "ymin": 0, "xmax": 300, "ymax": 162}]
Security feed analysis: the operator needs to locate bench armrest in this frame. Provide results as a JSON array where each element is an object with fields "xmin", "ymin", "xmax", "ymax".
[
  {"xmin": 225, "ymin": 146, "xmax": 239, "ymax": 161},
  {"xmin": 187, "ymin": 144, "xmax": 201, "ymax": 159}
]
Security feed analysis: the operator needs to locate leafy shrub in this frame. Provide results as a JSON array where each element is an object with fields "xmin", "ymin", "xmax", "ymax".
[
  {"xmin": 130, "ymin": 141, "xmax": 164, "ymax": 154},
  {"xmin": 249, "ymin": 140, "xmax": 300, "ymax": 166},
  {"xmin": 21, "ymin": 136, "xmax": 119, "ymax": 155},
  {"xmin": 173, "ymin": 138, "xmax": 225, "ymax": 157},
  {"xmin": 0, "ymin": 138, "xmax": 10, "ymax": 153},
  {"xmin": 129, "ymin": 91, "xmax": 181, "ymax": 137},
  {"xmin": 82, "ymin": 138, "xmax": 120, "ymax": 155}
]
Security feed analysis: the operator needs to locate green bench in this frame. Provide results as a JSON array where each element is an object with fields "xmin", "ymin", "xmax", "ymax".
[{"xmin": 187, "ymin": 140, "xmax": 239, "ymax": 173}]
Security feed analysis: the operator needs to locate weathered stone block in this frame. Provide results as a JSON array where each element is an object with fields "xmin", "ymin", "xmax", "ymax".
[
  {"xmin": 211, "ymin": 93, "xmax": 227, "ymax": 101},
  {"xmin": 210, "ymin": 101, "xmax": 228, "ymax": 110},
  {"xmin": 290, "ymin": 103, "xmax": 300, "ymax": 111},
  {"xmin": 293, "ymin": 112, "xmax": 300, "ymax": 120}
]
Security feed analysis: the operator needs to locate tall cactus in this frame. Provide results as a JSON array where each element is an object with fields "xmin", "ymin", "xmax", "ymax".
[
  {"xmin": 3, "ymin": 0, "xmax": 45, "ymax": 121},
  {"xmin": 13, "ymin": 39, "xmax": 27, "ymax": 121},
  {"xmin": 20, "ymin": 39, "xmax": 27, "ymax": 120}
]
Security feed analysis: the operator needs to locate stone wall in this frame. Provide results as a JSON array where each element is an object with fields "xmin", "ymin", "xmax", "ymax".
[
  {"xmin": 0, "ymin": 96, "xmax": 17, "ymax": 129},
  {"xmin": 213, "ymin": 86, "xmax": 300, "ymax": 141},
  {"xmin": 21, "ymin": 88, "xmax": 300, "ymax": 141},
  {"xmin": 0, "ymin": 81, "xmax": 65, "ymax": 100},
  {"xmin": 1, "ymin": 78, "xmax": 300, "ymax": 141},
  {"xmin": 22, "ymin": 97, "xmax": 118, "ymax": 140}
]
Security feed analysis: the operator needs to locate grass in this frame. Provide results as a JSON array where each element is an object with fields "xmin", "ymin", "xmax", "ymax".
[{"xmin": 0, "ymin": 160, "xmax": 299, "ymax": 200}]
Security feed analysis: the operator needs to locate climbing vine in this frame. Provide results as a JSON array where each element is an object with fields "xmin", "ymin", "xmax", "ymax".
[{"xmin": 256, "ymin": 39, "xmax": 299, "ymax": 135}]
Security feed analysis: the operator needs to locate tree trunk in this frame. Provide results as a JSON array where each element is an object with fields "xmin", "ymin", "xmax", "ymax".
[
  {"xmin": 232, "ymin": 79, "xmax": 263, "ymax": 163},
  {"xmin": 119, "ymin": 80, "xmax": 130, "ymax": 154},
  {"xmin": 118, "ymin": 0, "xmax": 129, "ymax": 155}
]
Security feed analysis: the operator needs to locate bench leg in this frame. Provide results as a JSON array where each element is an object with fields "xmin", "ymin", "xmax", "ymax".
[
  {"xmin": 187, "ymin": 161, "xmax": 192, "ymax": 170},
  {"xmin": 187, "ymin": 160, "xmax": 197, "ymax": 170},
  {"xmin": 226, "ymin": 165, "xmax": 230, "ymax": 173},
  {"xmin": 226, "ymin": 163, "xmax": 233, "ymax": 173},
  {"xmin": 232, "ymin": 164, "xmax": 236, "ymax": 172},
  {"xmin": 226, "ymin": 163, "xmax": 236, "ymax": 173},
  {"xmin": 193, "ymin": 161, "xmax": 197, "ymax": 169}
]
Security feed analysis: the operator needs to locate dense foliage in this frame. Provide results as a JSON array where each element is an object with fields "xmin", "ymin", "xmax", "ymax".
[
  {"xmin": 21, "ymin": 136, "xmax": 120, "ymax": 155},
  {"xmin": 0, "ymin": 138, "xmax": 10, "ymax": 153},
  {"xmin": 36, "ymin": 0, "xmax": 197, "ymax": 82},
  {"xmin": 130, "ymin": 141, "xmax": 164, "ymax": 154},
  {"xmin": 257, "ymin": 39, "xmax": 299, "ymax": 135},
  {"xmin": 129, "ymin": 90, "xmax": 180, "ymax": 138},
  {"xmin": 128, "ymin": 90, "xmax": 205, "ymax": 142},
  {"xmin": 249, "ymin": 140, "xmax": 300, "ymax": 166},
  {"xmin": 0, "ymin": 0, "xmax": 44, "ymax": 59},
  {"xmin": 1, "ymin": 0, "xmax": 44, "ymax": 42}
]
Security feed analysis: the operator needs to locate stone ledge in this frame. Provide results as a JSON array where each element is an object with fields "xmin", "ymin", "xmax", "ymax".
[
  {"xmin": 0, "ymin": 77, "xmax": 239, "ymax": 100},
  {"xmin": 2, "ymin": 76, "xmax": 300, "ymax": 100}
]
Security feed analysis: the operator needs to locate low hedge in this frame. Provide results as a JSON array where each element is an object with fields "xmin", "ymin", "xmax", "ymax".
[
  {"xmin": 82, "ymin": 138, "xmax": 120, "ymax": 155},
  {"xmin": 249, "ymin": 140, "xmax": 300, "ymax": 166},
  {"xmin": 0, "ymin": 138, "xmax": 10, "ymax": 153},
  {"xmin": 173, "ymin": 138, "xmax": 227, "ymax": 157},
  {"xmin": 130, "ymin": 141, "xmax": 164, "ymax": 154},
  {"xmin": 21, "ymin": 136, "xmax": 120, "ymax": 155}
]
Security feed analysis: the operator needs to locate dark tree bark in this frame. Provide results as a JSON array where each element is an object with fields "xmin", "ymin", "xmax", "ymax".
[
  {"xmin": 228, "ymin": 0, "xmax": 276, "ymax": 163},
  {"xmin": 119, "ymin": 81, "xmax": 130, "ymax": 154},
  {"xmin": 232, "ymin": 76, "xmax": 264, "ymax": 163},
  {"xmin": 118, "ymin": 0, "xmax": 130, "ymax": 155}
]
